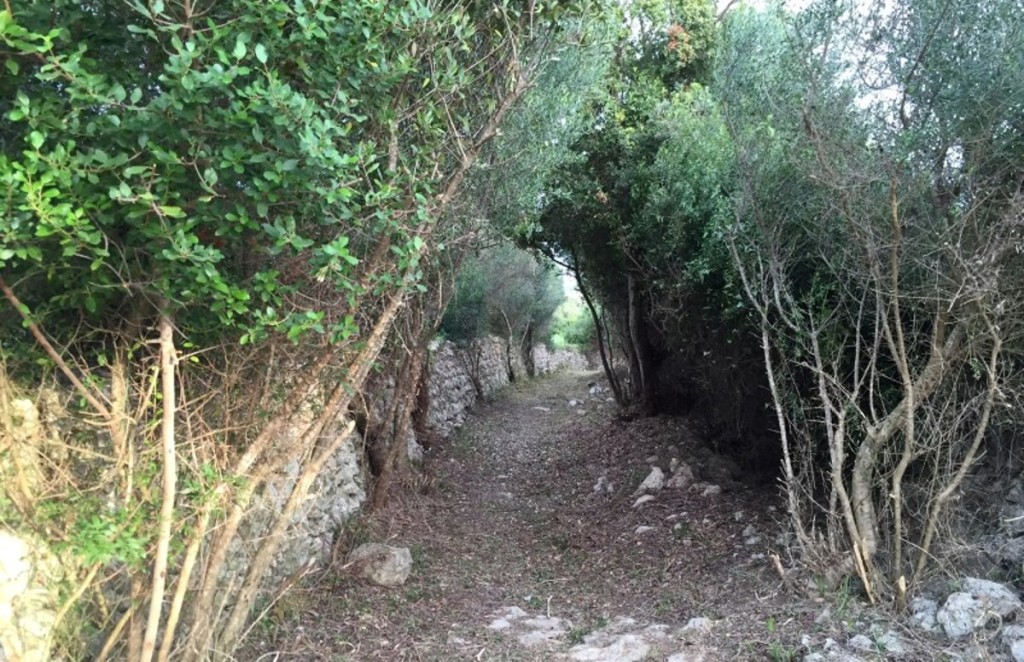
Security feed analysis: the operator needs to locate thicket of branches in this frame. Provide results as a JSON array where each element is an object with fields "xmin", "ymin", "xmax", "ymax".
[{"xmin": 720, "ymin": 0, "xmax": 1024, "ymax": 601}]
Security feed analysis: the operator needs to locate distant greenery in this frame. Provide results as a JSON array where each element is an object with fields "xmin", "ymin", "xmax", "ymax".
[
  {"xmin": 550, "ymin": 296, "xmax": 594, "ymax": 350},
  {"xmin": 441, "ymin": 241, "xmax": 564, "ymax": 348}
]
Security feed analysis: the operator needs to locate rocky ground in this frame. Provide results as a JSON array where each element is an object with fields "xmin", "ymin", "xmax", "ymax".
[{"xmin": 247, "ymin": 371, "xmax": 1024, "ymax": 661}]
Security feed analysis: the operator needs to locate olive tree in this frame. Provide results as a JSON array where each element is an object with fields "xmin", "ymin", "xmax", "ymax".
[{"xmin": 720, "ymin": 0, "xmax": 1024, "ymax": 602}]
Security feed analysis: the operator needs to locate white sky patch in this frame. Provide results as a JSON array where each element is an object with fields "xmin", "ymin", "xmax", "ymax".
[{"xmin": 561, "ymin": 268, "xmax": 583, "ymax": 303}]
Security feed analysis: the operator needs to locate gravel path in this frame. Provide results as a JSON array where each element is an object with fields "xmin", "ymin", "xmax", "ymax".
[{"xmin": 246, "ymin": 371, "xmax": 934, "ymax": 661}]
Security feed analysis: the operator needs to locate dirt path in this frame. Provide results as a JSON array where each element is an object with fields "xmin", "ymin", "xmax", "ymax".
[{"xmin": 248, "ymin": 371, "xmax": 912, "ymax": 661}]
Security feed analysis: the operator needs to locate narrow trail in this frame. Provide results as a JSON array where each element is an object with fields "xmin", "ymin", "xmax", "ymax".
[{"xmin": 251, "ymin": 371, "xmax": 881, "ymax": 661}]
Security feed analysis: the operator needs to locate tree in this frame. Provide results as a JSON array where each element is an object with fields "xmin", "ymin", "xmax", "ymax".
[
  {"xmin": 524, "ymin": 0, "xmax": 720, "ymax": 413},
  {"xmin": 720, "ymin": 0, "xmax": 1024, "ymax": 601}
]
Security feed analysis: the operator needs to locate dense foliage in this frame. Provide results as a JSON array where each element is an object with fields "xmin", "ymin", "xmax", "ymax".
[{"xmin": 442, "ymin": 244, "xmax": 562, "ymax": 338}]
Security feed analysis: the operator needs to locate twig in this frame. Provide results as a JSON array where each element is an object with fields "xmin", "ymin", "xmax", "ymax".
[
  {"xmin": 769, "ymin": 553, "xmax": 787, "ymax": 584},
  {"xmin": 0, "ymin": 276, "xmax": 111, "ymax": 418}
]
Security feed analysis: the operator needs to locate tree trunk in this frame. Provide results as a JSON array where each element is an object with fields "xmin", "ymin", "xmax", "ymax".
[
  {"xmin": 574, "ymin": 261, "xmax": 624, "ymax": 405},
  {"xmin": 411, "ymin": 347, "xmax": 433, "ymax": 449},
  {"xmin": 499, "ymin": 308, "xmax": 516, "ymax": 383},
  {"xmin": 372, "ymin": 344, "xmax": 427, "ymax": 510},
  {"xmin": 520, "ymin": 321, "xmax": 535, "ymax": 377},
  {"xmin": 626, "ymin": 272, "xmax": 654, "ymax": 412}
]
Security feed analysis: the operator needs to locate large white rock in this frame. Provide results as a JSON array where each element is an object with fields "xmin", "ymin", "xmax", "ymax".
[
  {"xmin": 346, "ymin": 543, "xmax": 412, "ymax": 586},
  {"xmin": 961, "ymin": 577, "xmax": 1022, "ymax": 617},
  {"xmin": 910, "ymin": 596, "xmax": 939, "ymax": 632},
  {"xmin": 633, "ymin": 467, "xmax": 665, "ymax": 496},
  {"xmin": 937, "ymin": 592, "xmax": 983, "ymax": 639}
]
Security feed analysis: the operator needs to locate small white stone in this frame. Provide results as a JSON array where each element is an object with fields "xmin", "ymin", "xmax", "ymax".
[
  {"xmin": 682, "ymin": 617, "xmax": 713, "ymax": 632},
  {"xmin": 635, "ymin": 525, "xmax": 655, "ymax": 535},
  {"xmin": 633, "ymin": 495, "xmax": 656, "ymax": 509},
  {"xmin": 633, "ymin": 467, "xmax": 666, "ymax": 496},
  {"xmin": 848, "ymin": 634, "xmax": 874, "ymax": 651},
  {"xmin": 698, "ymin": 484, "xmax": 721, "ymax": 496}
]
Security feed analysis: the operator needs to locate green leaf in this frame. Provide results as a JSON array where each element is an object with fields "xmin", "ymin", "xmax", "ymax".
[
  {"xmin": 254, "ymin": 43, "xmax": 267, "ymax": 64},
  {"xmin": 28, "ymin": 131, "xmax": 43, "ymax": 149},
  {"xmin": 159, "ymin": 206, "xmax": 185, "ymax": 218},
  {"xmin": 232, "ymin": 37, "xmax": 246, "ymax": 59},
  {"xmin": 5, "ymin": 59, "xmax": 18, "ymax": 75}
]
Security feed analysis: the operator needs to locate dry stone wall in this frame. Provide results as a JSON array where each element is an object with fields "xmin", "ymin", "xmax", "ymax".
[
  {"xmin": 229, "ymin": 417, "xmax": 366, "ymax": 585},
  {"xmin": 426, "ymin": 336, "xmax": 588, "ymax": 437},
  {"xmin": 534, "ymin": 344, "xmax": 589, "ymax": 375}
]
